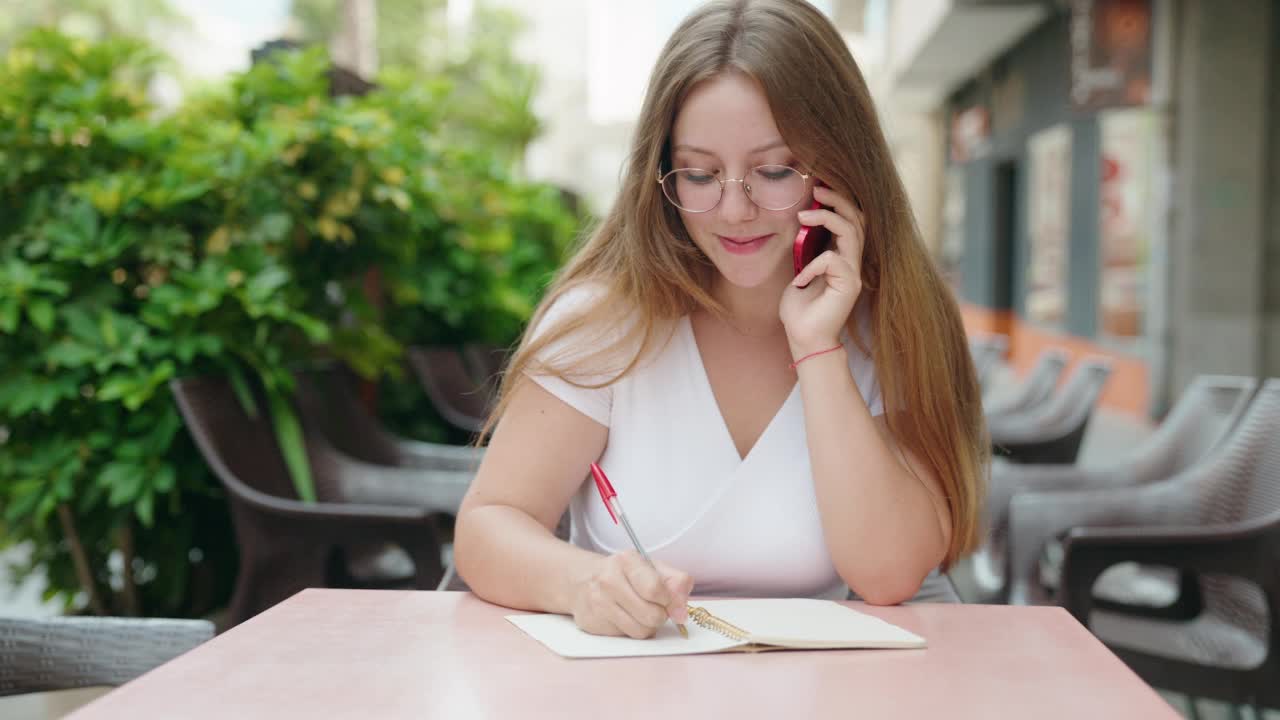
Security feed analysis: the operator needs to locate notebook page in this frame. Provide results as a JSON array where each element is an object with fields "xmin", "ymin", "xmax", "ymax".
[
  {"xmin": 506, "ymin": 613, "xmax": 745, "ymax": 658},
  {"xmin": 696, "ymin": 599, "xmax": 926, "ymax": 649}
]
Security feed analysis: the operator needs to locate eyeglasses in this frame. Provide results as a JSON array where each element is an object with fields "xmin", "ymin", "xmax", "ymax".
[{"xmin": 657, "ymin": 165, "xmax": 812, "ymax": 213}]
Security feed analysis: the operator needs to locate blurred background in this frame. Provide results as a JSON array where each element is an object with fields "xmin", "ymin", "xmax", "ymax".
[{"xmin": 1, "ymin": 1, "xmax": 1278, "ymax": 718}]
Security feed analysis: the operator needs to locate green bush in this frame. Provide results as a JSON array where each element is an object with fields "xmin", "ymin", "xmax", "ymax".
[{"xmin": 0, "ymin": 30, "xmax": 577, "ymax": 617}]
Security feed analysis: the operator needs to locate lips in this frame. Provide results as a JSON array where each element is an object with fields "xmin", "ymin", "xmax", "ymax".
[{"xmin": 717, "ymin": 233, "xmax": 772, "ymax": 255}]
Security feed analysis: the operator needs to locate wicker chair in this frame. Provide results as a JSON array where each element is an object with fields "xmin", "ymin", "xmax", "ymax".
[
  {"xmin": 968, "ymin": 334, "xmax": 1008, "ymax": 393},
  {"xmin": 406, "ymin": 346, "xmax": 497, "ymax": 433},
  {"xmin": 291, "ymin": 366, "xmax": 480, "ymax": 585},
  {"xmin": 0, "ymin": 616, "xmax": 213, "ymax": 696},
  {"xmin": 171, "ymin": 375, "xmax": 464, "ymax": 626},
  {"xmin": 983, "ymin": 348, "xmax": 1069, "ymax": 417},
  {"xmin": 997, "ymin": 375, "xmax": 1258, "ymax": 607},
  {"xmin": 988, "ymin": 358, "xmax": 1112, "ymax": 464},
  {"xmin": 1057, "ymin": 379, "xmax": 1280, "ymax": 710}
]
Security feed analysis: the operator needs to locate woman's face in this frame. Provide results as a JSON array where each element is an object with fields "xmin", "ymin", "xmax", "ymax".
[{"xmin": 668, "ymin": 72, "xmax": 812, "ymax": 290}]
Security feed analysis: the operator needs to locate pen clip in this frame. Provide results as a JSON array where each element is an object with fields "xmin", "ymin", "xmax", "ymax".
[{"xmin": 590, "ymin": 462, "xmax": 619, "ymax": 524}]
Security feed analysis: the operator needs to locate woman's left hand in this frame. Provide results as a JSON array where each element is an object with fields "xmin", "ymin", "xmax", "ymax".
[{"xmin": 779, "ymin": 184, "xmax": 865, "ymax": 358}]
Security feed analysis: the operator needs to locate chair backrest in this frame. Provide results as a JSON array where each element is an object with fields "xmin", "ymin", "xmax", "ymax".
[
  {"xmin": 170, "ymin": 375, "xmax": 301, "ymax": 502},
  {"xmin": 1119, "ymin": 375, "xmax": 1258, "ymax": 483},
  {"xmin": 984, "ymin": 348, "xmax": 1069, "ymax": 416},
  {"xmin": 406, "ymin": 347, "xmax": 492, "ymax": 432},
  {"xmin": 969, "ymin": 334, "xmax": 1008, "ymax": 386},
  {"xmin": 462, "ymin": 343, "xmax": 509, "ymax": 388},
  {"xmin": 1193, "ymin": 379, "xmax": 1280, "ymax": 526},
  {"xmin": 1176, "ymin": 380, "xmax": 1280, "ymax": 646},
  {"xmin": 294, "ymin": 366, "xmax": 404, "ymax": 467},
  {"xmin": 0, "ymin": 616, "xmax": 213, "ymax": 696},
  {"xmin": 170, "ymin": 375, "xmax": 347, "ymax": 504},
  {"xmin": 1012, "ymin": 358, "xmax": 1111, "ymax": 432}
]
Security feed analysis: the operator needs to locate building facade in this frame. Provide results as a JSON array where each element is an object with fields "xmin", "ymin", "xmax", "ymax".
[{"xmin": 886, "ymin": 0, "xmax": 1280, "ymax": 418}]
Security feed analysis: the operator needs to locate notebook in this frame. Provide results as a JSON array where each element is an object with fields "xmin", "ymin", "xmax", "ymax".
[{"xmin": 505, "ymin": 598, "xmax": 926, "ymax": 659}]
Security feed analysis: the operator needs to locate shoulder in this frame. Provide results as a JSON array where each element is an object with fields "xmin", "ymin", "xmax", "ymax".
[{"xmin": 526, "ymin": 281, "xmax": 654, "ymax": 380}]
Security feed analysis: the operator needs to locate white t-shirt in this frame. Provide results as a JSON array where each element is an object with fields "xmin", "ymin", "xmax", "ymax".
[{"xmin": 527, "ymin": 285, "xmax": 884, "ymax": 600}]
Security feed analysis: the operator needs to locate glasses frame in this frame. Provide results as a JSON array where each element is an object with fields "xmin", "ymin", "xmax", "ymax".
[{"xmin": 656, "ymin": 164, "xmax": 813, "ymax": 214}]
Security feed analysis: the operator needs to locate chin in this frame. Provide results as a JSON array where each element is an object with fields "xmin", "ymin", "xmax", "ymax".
[{"xmin": 712, "ymin": 256, "xmax": 788, "ymax": 289}]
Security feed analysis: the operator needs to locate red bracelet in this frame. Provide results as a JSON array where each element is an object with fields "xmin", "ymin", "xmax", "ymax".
[{"xmin": 789, "ymin": 343, "xmax": 844, "ymax": 369}]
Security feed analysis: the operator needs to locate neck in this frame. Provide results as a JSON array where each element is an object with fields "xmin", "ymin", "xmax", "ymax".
[{"xmin": 710, "ymin": 263, "xmax": 793, "ymax": 337}]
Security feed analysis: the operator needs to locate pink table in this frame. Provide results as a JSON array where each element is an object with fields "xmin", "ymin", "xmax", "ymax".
[{"xmin": 69, "ymin": 589, "xmax": 1178, "ymax": 719}]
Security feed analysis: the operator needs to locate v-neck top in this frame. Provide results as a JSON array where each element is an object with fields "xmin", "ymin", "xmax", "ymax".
[{"xmin": 528, "ymin": 286, "xmax": 883, "ymax": 600}]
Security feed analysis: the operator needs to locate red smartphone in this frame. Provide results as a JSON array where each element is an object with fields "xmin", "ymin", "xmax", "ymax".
[{"xmin": 793, "ymin": 196, "xmax": 832, "ymax": 276}]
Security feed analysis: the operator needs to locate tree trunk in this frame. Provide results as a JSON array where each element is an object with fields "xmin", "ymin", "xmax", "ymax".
[
  {"xmin": 119, "ymin": 522, "xmax": 141, "ymax": 616},
  {"xmin": 332, "ymin": 0, "xmax": 378, "ymax": 80},
  {"xmin": 57, "ymin": 503, "xmax": 107, "ymax": 615}
]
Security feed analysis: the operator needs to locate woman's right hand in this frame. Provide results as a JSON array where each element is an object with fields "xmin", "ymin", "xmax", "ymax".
[{"xmin": 570, "ymin": 551, "xmax": 694, "ymax": 639}]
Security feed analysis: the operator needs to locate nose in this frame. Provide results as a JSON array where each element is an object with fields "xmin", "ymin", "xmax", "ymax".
[{"xmin": 718, "ymin": 178, "xmax": 758, "ymax": 225}]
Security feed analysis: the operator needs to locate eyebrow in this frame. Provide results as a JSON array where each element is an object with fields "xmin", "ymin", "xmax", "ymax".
[{"xmin": 672, "ymin": 139, "xmax": 789, "ymax": 157}]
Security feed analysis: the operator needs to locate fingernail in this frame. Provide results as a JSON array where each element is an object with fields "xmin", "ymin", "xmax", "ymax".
[{"xmin": 672, "ymin": 605, "xmax": 688, "ymax": 623}]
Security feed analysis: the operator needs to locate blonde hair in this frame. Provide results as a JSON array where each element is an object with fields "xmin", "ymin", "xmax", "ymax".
[{"xmin": 484, "ymin": 0, "xmax": 987, "ymax": 569}]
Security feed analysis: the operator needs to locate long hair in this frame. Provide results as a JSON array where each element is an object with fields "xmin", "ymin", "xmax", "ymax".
[{"xmin": 483, "ymin": 0, "xmax": 988, "ymax": 569}]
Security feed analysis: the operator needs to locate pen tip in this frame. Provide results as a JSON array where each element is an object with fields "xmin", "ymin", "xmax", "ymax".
[{"xmin": 677, "ymin": 623, "xmax": 688, "ymax": 638}]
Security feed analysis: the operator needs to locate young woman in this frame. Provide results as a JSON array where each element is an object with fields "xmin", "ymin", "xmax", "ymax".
[{"xmin": 454, "ymin": 0, "xmax": 987, "ymax": 639}]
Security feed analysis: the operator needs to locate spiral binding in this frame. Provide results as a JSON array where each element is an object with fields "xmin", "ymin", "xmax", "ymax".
[{"xmin": 687, "ymin": 606, "xmax": 749, "ymax": 641}]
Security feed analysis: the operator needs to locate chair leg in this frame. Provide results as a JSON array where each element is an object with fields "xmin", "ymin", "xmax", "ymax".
[
  {"xmin": 228, "ymin": 546, "xmax": 328, "ymax": 627},
  {"xmin": 1234, "ymin": 704, "xmax": 1261, "ymax": 720},
  {"xmin": 1185, "ymin": 695, "xmax": 1203, "ymax": 720}
]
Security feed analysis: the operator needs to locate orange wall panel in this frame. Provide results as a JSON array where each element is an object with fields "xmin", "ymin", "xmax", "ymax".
[{"xmin": 960, "ymin": 304, "xmax": 1148, "ymax": 418}]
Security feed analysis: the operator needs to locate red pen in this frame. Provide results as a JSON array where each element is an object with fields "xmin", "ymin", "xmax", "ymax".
[{"xmin": 590, "ymin": 462, "xmax": 689, "ymax": 638}]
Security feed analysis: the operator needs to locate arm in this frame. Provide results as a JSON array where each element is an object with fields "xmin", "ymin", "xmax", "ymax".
[
  {"xmin": 454, "ymin": 379, "xmax": 608, "ymax": 613},
  {"xmin": 794, "ymin": 347, "xmax": 949, "ymax": 604},
  {"xmin": 782, "ymin": 184, "xmax": 949, "ymax": 605},
  {"xmin": 452, "ymin": 379, "xmax": 692, "ymax": 637}
]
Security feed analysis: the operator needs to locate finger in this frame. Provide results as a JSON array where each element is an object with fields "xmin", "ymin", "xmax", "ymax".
[
  {"xmin": 813, "ymin": 184, "xmax": 863, "ymax": 223},
  {"xmin": 607, "ymin": 560, "xmax": 670, "ymax": 630},
  {"xmin": 793, "ymin": 249, "xmax": 854, "ymax": 289},
  {"xmin": 811, "ymin": 186, "xmax": 866, "ymax": 259},
  {"xmin": 576, "ymin": 612, "xmax": 623, "ymax": 637},
  {"xmin": 796, "ymin": 208, "xmax": 860, "ymax": 260},
  {"xmin": 654, "ymin": 561, "xmax": 694, "ymax": 623},
  {"xmin": 620, "ymin": 553, "xmax": 671, "ymax": 607},
  {"xmin": 577, "ymin": 583, "xmax": 627, "ymax": 637},
  {"xmin": 665, "ymin": 576, "xmax": 692, "ymax": 623},
  {"xmin": 604, "ymin": 595, "xmax": 657, "ymax": 639}
]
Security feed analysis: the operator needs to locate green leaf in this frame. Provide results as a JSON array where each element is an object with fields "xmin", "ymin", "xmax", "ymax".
[
  {"xmin": 63, "ymin": 307, "xmax": 100, "ymax": 346},
  {"xmin": 287, "ymin": 312, "xmax": 331, "ymax": 343},
  {"xmin": 153, "ymin": 465, "xmax": 176, "ymax": 493},
  {"xmin": 0, "ymin": 300, "xmax": 18, "ymax": 334},
  {"xmin": 100, "ymin": 312, "xmax": 119, "ymax": 348},
  {"xmin": 102, "ymin": 461, "xmax": 144, "ymax": 507},
  {"xmin": 4, "ymin": 480, "xmax": 44, "ymax": 524},
  {"xmin": 96, "ymin": 374, "xmax": 139, "ymax": 403},
  {"xmin": 245, "ymin": 266, "xmax": 290, "ymax": 303},
  {"xmin": 0, "ymin": 374, "xmax": 79, "ymax": 415},
  {"xmin": 266, "ymin": 390, "xmax": 315, "ymax": 503},
  {"xmin": 44, "ymin": 339, "xmax": 99, "ymax": 369},
  {"xmin": 135, "ymin": 490, "xmax": 155, "ymax": 527},
  {"xmin": 226, "ymin": 364, "xmax": 259, "ymax": 418},
  {"xmin": 252, "ymin": 212, "xmax": 292, "ymax": 243},
  {"xmin": 27, "ymin": 299, "xmax": 56, "ymax": 333},
  {"xmin": 123, "ymin": 361, "xmax": 174, "ymax": 411}
]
